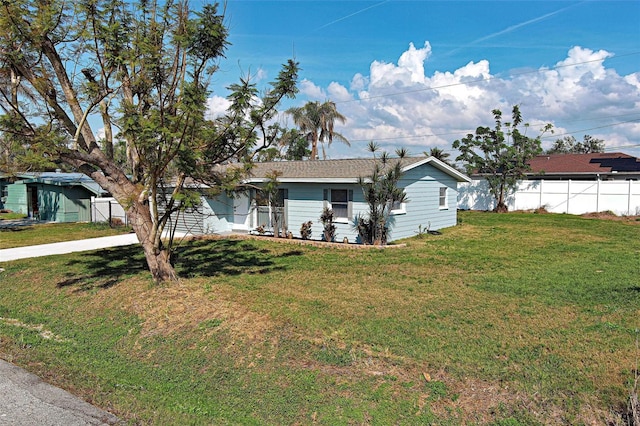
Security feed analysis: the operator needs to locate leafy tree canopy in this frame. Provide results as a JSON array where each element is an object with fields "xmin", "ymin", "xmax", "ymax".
[
  {"xmin": 545, "ymin": 135, "xmax": 605, "ymax": 154},
  {"xmin": 0, "ymin": 0, "xmax": 299, "ymax": 282},
  {"xmin": 424, "ymin": 147, "xmax": 451, "ymax": 164},
  {"xmin": 453, "ymin": 106, "xmax": 552, "ymax": 212}
]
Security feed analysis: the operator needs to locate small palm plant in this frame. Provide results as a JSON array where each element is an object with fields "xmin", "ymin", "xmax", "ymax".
[
  {"xmin": 319, "ymin": 208, "xmax": 336, "ymax": 242},
  {"xmin": 356, "ymin": 143, "xmax": 408, "ymax": 245},
  {"xmin": 300, "ymin": 220, "xmax": 313, "ymax": 240}
]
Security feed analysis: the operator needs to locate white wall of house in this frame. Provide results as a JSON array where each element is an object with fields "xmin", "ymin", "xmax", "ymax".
[
  {"xmin": 459, "ymin": 179, "xmax": 640, "ymax": 216},
  {"xmin": 232, "ymin": 194, "xmax": 252, "ymax": 232}
]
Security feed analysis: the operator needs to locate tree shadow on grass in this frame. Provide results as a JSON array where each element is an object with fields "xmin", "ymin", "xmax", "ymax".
[
  {"xmin": 174, "ymin": 238, "xmax": 301, "ymax": 278},
  {"xmin": 57, "ymin": 238, "xmax": 302, "ymax": 291},
  {"xmin": 57, "ymin": 244, "xmax": 147, "ymax": 292}
]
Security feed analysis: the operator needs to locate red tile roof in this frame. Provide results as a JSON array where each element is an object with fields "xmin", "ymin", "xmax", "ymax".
[{"xmin": 528, "ymin": 152, "xmax": 640, "ymax": 175}]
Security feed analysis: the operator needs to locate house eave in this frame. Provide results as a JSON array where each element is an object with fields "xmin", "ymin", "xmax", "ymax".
[
  {"xmin": 244, "ymin": 177, "xmax": 360, "ymax": 184},
  {"xmin": 412, "ymin": 157, "xmax": 471, "ymax": 182}
]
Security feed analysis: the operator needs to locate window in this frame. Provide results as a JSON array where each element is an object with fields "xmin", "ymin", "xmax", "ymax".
[
  {"xmin": 324, "ymin": 189, "xmax": 353, "ymax": 221},
  {"xmin": 390, "ymin": 200, "xmax": 406, "ymax": 215},
  {"xmin": 439, "ymin": 187, "xmax": 448, "ymax": 209},
  {"xmin": 331, "ymin": 189, "xmax": 348, "ymax": 218}
]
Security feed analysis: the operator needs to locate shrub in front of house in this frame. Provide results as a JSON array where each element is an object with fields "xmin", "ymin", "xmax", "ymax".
[
  {"xmin": 300, "ymin": 221, "xmax": 312, "ymax": 240},
  {"xmin": 320, "ymin": 208, "xmax": 336, "ymax": 242}
]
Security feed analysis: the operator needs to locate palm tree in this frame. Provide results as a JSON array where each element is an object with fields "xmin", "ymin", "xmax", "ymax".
[
  {"xmin": 424, "ymin": 147, "xmax": 451, "ymax": 164},
  {"xmin": 287, "ymin": 101, "xmax": 349, "ymax": 160}
]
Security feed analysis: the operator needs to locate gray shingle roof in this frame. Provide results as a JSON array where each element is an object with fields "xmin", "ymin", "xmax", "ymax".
[{"xmin": 244, "ymin": 157, "xmax": 429, "ymax": 181}]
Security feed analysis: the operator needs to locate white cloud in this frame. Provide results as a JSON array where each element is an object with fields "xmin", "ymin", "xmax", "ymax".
[
  {"xmin": 369, "ymin": 41, "xmax": 432, "ymax": 88},
  {"xmin": 299, "ymin": 79, "xmax": 325, "ymax": 100},
  {"xmin": 350, "ymin": 73, "xmax": 368, "ymax": 91},
  {"xmin": 307, "ymin": 43, "xmax": 640, "ymax": 159},
  {"xmin": 397, "ymin": 41, "xmax": 431, "ymax": 84},
  {"xmin": 327, "ymin": 82, "xmax": 352, "ymax": 102},
  {"xmin": 206, "ymin": 95, "xmax": 231, "ymax": 120}
]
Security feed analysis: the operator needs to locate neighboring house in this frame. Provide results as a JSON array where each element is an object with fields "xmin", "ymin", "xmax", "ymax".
[
  {"xmin": 0, "ymin": 171, "xmax": 108, "ymax": 222},
  {"xmin": 170, "ymin": 156, "xmax": 471, "ymax": 243},
  {"xmin": 526, "ymin": 152, "xmax": 640, "ymax": 180},
  {"xmin": 458, "ymin": 152, "xmax": 640, "ymax": 215}
]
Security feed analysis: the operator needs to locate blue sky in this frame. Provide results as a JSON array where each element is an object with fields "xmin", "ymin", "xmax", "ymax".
[{"xmin": 205, "ymin": 1, "xmax": 640, "ymax": 160}]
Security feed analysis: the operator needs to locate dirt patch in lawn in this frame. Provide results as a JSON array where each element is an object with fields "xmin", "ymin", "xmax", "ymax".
[
  {"xmin": 581, "ymin": 211, "xmax": 640, "ymax": 223},
  {"xmin": 129, "ymin": 280, "xmax": 275, "ymax": 343}
]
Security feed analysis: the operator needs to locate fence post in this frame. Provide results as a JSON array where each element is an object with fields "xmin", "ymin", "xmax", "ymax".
[
  {"xmin": 629, "ymin": 180, "xmax": 633, "ymax": 216},
  {"xmin": 566, "ymin": 180, "xmax": 571, "ymax": 214},
  {"xmin": 539, "ymin": 179, "xmax": 543, "ymax": 208}
]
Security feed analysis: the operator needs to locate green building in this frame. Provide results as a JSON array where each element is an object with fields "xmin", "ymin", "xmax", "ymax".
[{"xmin": 0, "ymin": 172, "xmax": 107, "ymax": 222}]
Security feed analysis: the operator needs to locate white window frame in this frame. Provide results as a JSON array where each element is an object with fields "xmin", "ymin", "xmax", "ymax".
[
  {"xmin": 439, "ymin": 187, "xmax": 448, "ymax": 209},
  {"xmin": 324, "ymin": 188, "xmax": 353, "ymax": 223},
  {"xmin": 390, "ymin": 200, "xmax": 407, "ymax": 215}
]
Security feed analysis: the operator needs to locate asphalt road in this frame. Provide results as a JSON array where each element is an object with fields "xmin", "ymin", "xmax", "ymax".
[{"xmin": 0, "ymin": 360, "xmax": 121, "ymax": 425}]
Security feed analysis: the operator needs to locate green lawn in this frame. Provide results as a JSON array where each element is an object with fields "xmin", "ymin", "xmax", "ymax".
[
  {"xmin": 0, "ymin": 211, "xmax": 27, "ymax": 220},
  {"xmin": 0, "ymin": 222, "xmax": 132, "ymax": 249},
  {"xmin": 0, "ymin": 211, "xmax": 638, "ymax": 425}
]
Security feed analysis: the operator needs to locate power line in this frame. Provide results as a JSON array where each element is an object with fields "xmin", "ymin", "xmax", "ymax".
[
  {"xmin": 604, "ymin": 144, "xmax": 640, "ymax": 151},
  {"xmin": 540, "ymin": 117, "xmax": 640, "ymax": 140},
  {"xmin": 348, "ymin": 116, "xmax": 640, "ymax": 145}
]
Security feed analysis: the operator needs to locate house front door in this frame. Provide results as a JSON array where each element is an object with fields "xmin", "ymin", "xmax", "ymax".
[{"xmin": 27, "ymin": 186, "xmax": 39, "ymax": 219}]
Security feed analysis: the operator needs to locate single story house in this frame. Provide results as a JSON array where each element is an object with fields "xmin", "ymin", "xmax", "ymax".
[
  {"xmin": 0, "ymin": 171, "xmax": 108, "ymax": 222},
  {"xmin": 458, "ymin": 152, "xmax": 640, "ymax": 215},
  {"xmin": 171, "ymin": 156, "xmax": 471, "ymax": 243}
]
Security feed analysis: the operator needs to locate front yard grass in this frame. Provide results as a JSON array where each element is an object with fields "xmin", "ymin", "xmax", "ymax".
[
  {"xmin": 0, "ymin": 211, "xmax": 638, "ymax": 424},
  {"xmin": 0, "ymin": 222, "xmax": 132, "ymax": 248}
]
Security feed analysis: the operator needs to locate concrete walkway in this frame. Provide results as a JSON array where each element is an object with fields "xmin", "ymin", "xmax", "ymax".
[{"xmin": 0, "ymin": 233, "xmax": 140, "ymax": 262}]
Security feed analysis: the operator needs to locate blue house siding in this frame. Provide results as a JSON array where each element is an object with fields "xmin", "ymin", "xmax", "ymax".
[
  {"xmin": 3, "ymin": 183, "xmax": 27, "ymax": 214},
  {"xmin": 167, "ymin": 193, "xmax": 235, "ymax": 235},
  {"xmin": 244, "ymin": 161, "xmax": 466, "ymax": 243},
  {"xmin": 389, "ymin": 165, "xmax": 459, "ymax": 241},
  {"xmin": 281, "ymin": 185, "xmax": 334, "ymax": 240}
]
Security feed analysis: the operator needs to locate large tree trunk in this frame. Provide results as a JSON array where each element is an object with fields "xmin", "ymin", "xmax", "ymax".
[
  {"xmin": 126, "ymin": 200, "xmax": 179, "ymax": 283},
  {"xmin": 494, "ymin": 183, "xmax": 509, "ymax": 213},
  {"xmin": 139, "ymin": 239, "xmax": 179, "ymax": 283},
  {"xmin": 494, "ymin": 201, "xmax": 509, "ymax": 213}
]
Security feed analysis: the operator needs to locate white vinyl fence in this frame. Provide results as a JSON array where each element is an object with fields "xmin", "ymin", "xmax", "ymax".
[
  {"xmin": 458, "ymin": 179, "xmax": 640, "ymax": 216},
  {"xmin": 91, "ymin": 197, "xmax": 128, "ymax": 225}
]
